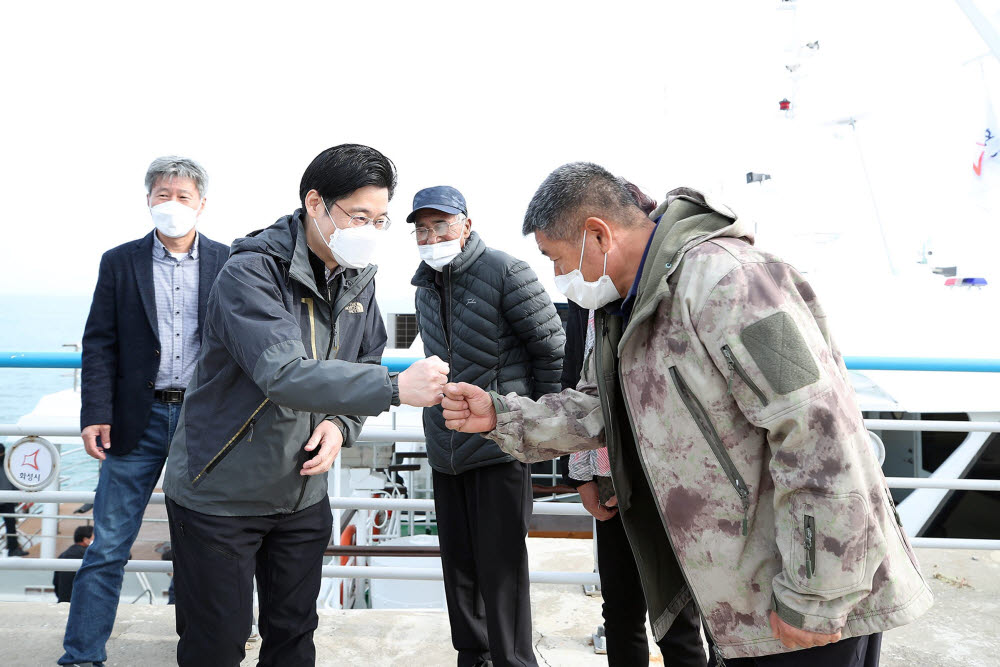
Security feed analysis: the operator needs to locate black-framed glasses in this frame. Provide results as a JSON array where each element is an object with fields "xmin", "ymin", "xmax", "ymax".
[
  {"xmin": 411, "ymin": 218, "xmax": 464, "ymax": 241},
  {"xmin": 332, "ymin": 201, "xmax": 391, "ymax": 230}
]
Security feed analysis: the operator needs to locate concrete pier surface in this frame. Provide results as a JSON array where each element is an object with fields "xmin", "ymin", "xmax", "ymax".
[{"xmin": 0, "ymin": 542, "xmax": 995, "ymax": 666}]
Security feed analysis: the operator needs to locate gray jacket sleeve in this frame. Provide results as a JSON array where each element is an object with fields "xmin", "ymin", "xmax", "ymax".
[
  {"xmin": 501, "ymin": 260, "xmax": 566, "ymax": 399},
  {"xmin": 324, "ymin": 283, "xmax": 390, "ymax": 448},
  {"xmin": 213, "ymin": 255, "xmax": 393, "ymax": 416}
]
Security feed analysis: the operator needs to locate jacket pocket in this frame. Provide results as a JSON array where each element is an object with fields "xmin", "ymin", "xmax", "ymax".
[
  {"xmin": 669, "ymin": 365, "xmax": 751, "ymax": 535},
  {"xmin": 789, "ymin": 490, "xmax": 869, "ymax": 593},
  {"xmin": 177, "ymin": 520, "xmax": 239, "ymax": 560},
  {"xmin": 721, "ymin": 344, "xmax": 769, "ymax": 406},
  {"xmin": 192, "ymin": 398, "xmax": 271, "ymax": 484}
]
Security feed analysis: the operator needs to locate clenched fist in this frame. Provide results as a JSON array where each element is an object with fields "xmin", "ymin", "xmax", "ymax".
[
  {"xmin": 398, "ymin": 355, "xmax": 450, "ymax": 407},
  {"xmin": 441, "ymin": 382, "xmax": 497, "ymax": 433}
]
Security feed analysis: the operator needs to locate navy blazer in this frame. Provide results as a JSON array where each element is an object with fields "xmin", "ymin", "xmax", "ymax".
[{"xmin": 80, "ymin": 230, "xmax": 230, "ymax": 456}]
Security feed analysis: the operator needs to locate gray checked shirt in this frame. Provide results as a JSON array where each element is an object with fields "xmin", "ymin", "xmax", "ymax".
[{"xmin": 152, "ymin": 232, "xmax": 201, "ymax": 390}]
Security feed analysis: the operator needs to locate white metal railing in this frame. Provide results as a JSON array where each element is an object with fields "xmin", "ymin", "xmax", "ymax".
[{"xmin": 0, "ymin": 413, "xmax": 998, "ymax": 583}]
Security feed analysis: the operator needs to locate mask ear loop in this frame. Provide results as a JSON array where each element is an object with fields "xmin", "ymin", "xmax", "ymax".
[
  {"xmin": 313, "ymin": 215, "xmax": 331, "ymax": 245},
  {"xmin": 602, "ymin": 249, "xmax": 608, "ymax": 277},
  {"xmin": 321, "ymin": 200, "xmax": 341, "ymax": 244},
  {"xmin": 577, "ymin": 229, "xmax": 589, "ymax": 271}
]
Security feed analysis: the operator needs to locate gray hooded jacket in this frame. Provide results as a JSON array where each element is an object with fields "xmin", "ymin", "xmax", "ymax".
[{"xmin": 164, "ymin": 210, "xmax": 393, "ymax": 516}]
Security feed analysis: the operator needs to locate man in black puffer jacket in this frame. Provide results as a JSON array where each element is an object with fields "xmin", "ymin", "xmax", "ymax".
[{"xmin": 410, "ymin": 186, "xmax": 565, "ymax": 667}]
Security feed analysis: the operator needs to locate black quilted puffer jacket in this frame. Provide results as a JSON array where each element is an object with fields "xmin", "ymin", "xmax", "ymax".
[{"xmin": 412, "ymin": 231, "xmax": 565, "ymax": 474}]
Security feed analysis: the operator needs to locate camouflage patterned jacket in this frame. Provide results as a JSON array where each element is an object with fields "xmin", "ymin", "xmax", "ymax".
[{"xmin": 487, "ymin": 190, "xmax": 932, "ymax": 660}]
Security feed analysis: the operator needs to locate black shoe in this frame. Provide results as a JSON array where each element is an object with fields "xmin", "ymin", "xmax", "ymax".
[{"xmin": 8, "ymin": 547, "xmax": 28, "ymax": 557}]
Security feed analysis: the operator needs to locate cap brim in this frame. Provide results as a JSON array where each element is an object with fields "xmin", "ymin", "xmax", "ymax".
[{"xmin": 406, "ymin": 205, "xmax": 465, "ymax": 223}]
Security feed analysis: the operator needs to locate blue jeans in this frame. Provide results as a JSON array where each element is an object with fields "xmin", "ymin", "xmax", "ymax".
[{"xmin": 59, "ymin": 400, "xmax": 179, "ymax": 665}]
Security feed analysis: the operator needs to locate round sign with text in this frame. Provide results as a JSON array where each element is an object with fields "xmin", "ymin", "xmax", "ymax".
[{"xmin": 4, "ymin": 436, "xmax": 60, "ymax": 491}]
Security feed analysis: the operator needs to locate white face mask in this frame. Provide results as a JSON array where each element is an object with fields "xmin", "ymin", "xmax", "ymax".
[
  {"xmin": 150, "ymin": 200, "xmax": 199, "ymax": 238},
  {"xmin": 418, "ymin": 238, "xmax": 462, "ymax": 271},
  {"xmin": 314, "ymin": 202, "xmax": 380, "ymax": 269},
  {"xmin": 553, "ymin": 229, "xmax": 621, "ymax": 310}
]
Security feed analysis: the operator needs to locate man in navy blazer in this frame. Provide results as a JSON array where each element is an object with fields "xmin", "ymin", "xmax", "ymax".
[{"xmin": 59, "ymin": 156, "xmax": 229, "ymax": 667}]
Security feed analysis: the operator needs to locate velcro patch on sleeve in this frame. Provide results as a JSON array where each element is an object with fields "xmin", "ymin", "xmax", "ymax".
[{"xmin": 740, "ymin": 312, "xmax": 819, "ymax": 395}]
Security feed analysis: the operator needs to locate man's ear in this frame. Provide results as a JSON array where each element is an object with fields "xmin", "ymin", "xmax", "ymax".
[
  {"xmin": 584, "ymin": 216, "xmax": 614, "ymax": 254},
  {"xmin": 463, "ymin": 217, "xmax": 472, "ymax": 239},
  {"xmin": 303, "ymin": 189, "xmax": 324, "ymax": 221}
]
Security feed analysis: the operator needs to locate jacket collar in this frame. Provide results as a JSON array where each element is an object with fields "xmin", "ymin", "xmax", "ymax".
[
  {"xmin": 618, "ymin": 188, "xmax": 749, "ymax": 354},
  {"xmin": 411, "ymin": 231, "xmax": 486, "ymax": 288}
]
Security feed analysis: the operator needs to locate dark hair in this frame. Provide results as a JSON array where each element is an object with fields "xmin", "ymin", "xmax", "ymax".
[
  {"xmin": 622, "ymin": 180, "xmax": 657, "ymax": 215},
  {"xmin": 74, "ymin": 525, "xmax": 94, "ymax": 543},
  {"xmin": 522, "ymin": 162, "xmax": 641, "ymax": 240},
  {"xmin": 299, "ymin": 144, "xmax": 397, "ymax": 211}
]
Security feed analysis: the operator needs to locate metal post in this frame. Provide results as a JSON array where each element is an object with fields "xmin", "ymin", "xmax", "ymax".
[
  {"xmin": 39, "ymin": 445, "xmax": 60, "ymax": 559},
  {"xmin": 330, "ymin": 452, "xmax": 343, "ymax": 610}
]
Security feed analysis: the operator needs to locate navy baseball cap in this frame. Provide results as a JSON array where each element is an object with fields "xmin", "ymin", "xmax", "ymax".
[{"xmin": 406, "ymin": 185, "xmax": 468, "ymax": 223}]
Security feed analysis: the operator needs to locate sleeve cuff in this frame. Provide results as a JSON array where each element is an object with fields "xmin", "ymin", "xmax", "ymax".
[
  {"xmin": 389, "ymin": 372, "xmax": 401, "ymax": 407},
  {"xmin": 326, "ymin": 416, "xmax": 351, "ymax": 447},
  {"xmin": 489, "ymin": 391, "xmax": 508, "ymax": 415},
  {"xmin": 771, "ymin": 591, "xmax": 846, "ymax": 635}
]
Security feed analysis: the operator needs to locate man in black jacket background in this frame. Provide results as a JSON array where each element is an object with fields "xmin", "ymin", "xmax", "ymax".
[
  {"xmin": 409, "ymin": 186, "xmax": 565, "ymax": 667},
  {"xmin": 54, "ymin": 526, "xmax": 94, "ymax": 603},
  {"xmin": 61, "ymin": 156, "xmax": 230, "ymax": 667}
]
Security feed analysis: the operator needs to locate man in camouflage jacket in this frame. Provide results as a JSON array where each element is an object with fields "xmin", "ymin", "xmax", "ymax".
[{"xmin": 442, "ymin": 163, "xmax": 932, "ymax": 665}]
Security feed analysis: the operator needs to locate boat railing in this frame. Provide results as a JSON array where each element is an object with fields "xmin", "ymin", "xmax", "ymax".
[{"xmin": 1, "ymin": 352, "xmax": 998, "ymax": 586}]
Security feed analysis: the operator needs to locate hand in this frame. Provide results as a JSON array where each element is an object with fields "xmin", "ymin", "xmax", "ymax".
[
  {"xmin": 398, "ymin": 355, "xmax": 449, "ymax": 407},
  {"xmin": 578, "ymin": 481, "xmax": 617, "ymax": 521},
  {"xmin": 769, "ymin": 611, "xmax": 841, "ymax": 649},
  {"xmin": 442, "ymin": 382, "xmax": 497, "ymax": 433},
  {"xmin": 82, "ymin": 424, "xmax": 111, "ymax": 461},
  {"xmin": 301, "ymin": 420, "xmax": 344, "ymax": 476}
]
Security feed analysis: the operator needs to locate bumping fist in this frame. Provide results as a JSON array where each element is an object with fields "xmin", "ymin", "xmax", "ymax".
[
  {"xmin": 398, "ymin": 355, "xmax": 450, "ymax": 407},
  {"xmin": 441, "ymin": 382, "xmax": 497, "ymax": 433}
]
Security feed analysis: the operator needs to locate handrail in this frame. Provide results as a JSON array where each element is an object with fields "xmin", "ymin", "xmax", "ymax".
[
  {"xmin": 0, "ymin": 424, "xmax": 426, "ymax": 441},
  {"xmin": 0, "ymin": 351, "xmax": 413, "ymax": 373},
  {"xmin": 0, "ymin": 480, "xmax": 997, "ymax": 510},
  {"xmin": 5, "ymin": 351, "xmax": 1000, "ymax": 374},
  {"xmin": 5, "ymin": 419, "xmax": 1000, "ymax": 440}
]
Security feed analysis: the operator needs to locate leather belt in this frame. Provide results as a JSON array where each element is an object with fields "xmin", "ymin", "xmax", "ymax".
[{"xmin": 154, "ymin": 388, "xmax": 186, "ymax": 403}]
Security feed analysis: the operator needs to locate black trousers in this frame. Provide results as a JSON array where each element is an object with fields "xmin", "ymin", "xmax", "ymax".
[
  {"xmin": 718, "ymin": 633, "xmax": 881, "ymax": 667},
  {"xmin": 596, "ymin": 512, "xmax": 707, "ymax": 667},
  {"xmin": 166, "ymin": 497, "xmax": 333, "ymax": 667},
  {"xmin": 0, "ymin": 503, "xmax": 18, "ymax": 551},
  {"xmin": 433, "ymin": 461, "xmax": 539, "ymax": 667}
]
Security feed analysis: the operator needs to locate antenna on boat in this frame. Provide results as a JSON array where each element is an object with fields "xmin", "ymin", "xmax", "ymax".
[{"xmin": 832, "ymin": 115, "xmax": 897, "ymax": 275}]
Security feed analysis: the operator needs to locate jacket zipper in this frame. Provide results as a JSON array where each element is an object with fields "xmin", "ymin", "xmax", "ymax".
[
  {"xmin": 595, "ymin": 312, "xmax": 727, "ymax": 665},
  {"xmin": 325, "ymin": 282, "xmax": 337, "ymax": 359},
  {"xmin": 445, "ymin": 266, "xmax": 457, "ymax": 474},
  {"xmin": 601, "ymin": 336, "xmax": 726, "ymax": 665},
  {"xmin": 804, "ymin": 514, "xmax": 816, "ymax": 579},
  {"xmin": 292, "ymin": 281, "xmax": 337, "ymax": 513},
  {"xmin": 669, "ymin": 366, "xmax": 751, "ymax": 536},
  {"xmin": 193, "ymin": 398, "xmax": 271, "ymax": 483},
  {"xmin": 885, "ymin": 487, "xmax": 902, "ymax": 527},
  {"xmin": 721, "ymin": 345, "xmax": 769, "ymax": 406}
]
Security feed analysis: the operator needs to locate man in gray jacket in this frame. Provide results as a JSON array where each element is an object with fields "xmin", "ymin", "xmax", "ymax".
[
  {"xmin": 163, "ymin": 145, "xmax": 449, "ymax": 667},
  {"xmin": 409, "ymin": 186, "xmax": 565, "ymax": 667}
]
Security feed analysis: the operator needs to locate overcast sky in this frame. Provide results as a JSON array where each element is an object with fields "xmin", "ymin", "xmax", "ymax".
[{"xmin": 1, "ymin": 0, "xmax": 998, "ymax": 325}]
